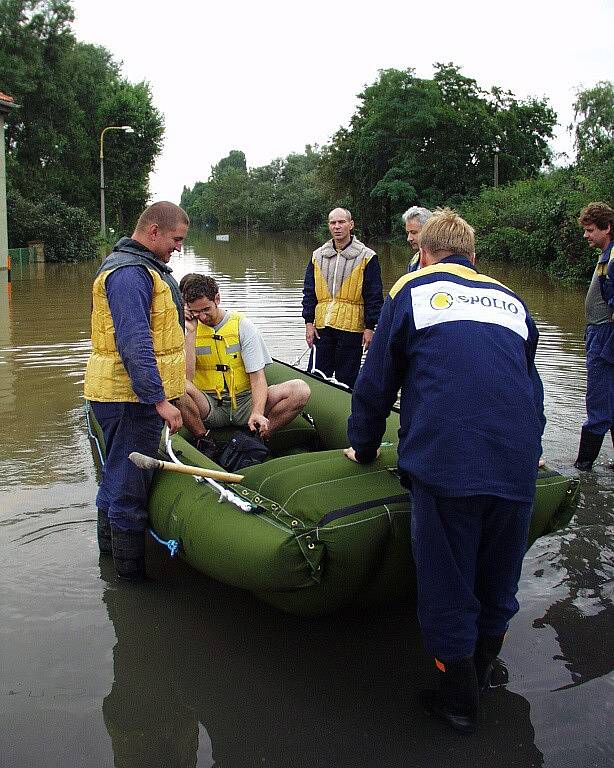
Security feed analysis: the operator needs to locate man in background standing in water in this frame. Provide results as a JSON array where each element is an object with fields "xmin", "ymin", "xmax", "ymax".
[
  {"xmin": 302, "ymin": 207, "xmax": 383, "ymax": 388},
  {"xmin": 84, "ymin": 202, "xmax": 188, "ymax": 580},
  {"xmin": 345, "ymin": 208, "xmax": 545, "ymax": 734},
  {"xmin": 402, "ymin": 205, "xmax": 432, "ymax": 272},
  {"xmin": 574, "ymin": 202, "xmax": 614, "ymax": 470}
]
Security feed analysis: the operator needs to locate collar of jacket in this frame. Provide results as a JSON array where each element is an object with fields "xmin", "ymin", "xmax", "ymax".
[{"xmin": 111, "ymin": 236, "xmax": 174, "ymax": 275}]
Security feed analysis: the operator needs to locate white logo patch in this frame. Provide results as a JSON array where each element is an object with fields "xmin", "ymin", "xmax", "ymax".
[{"xmin": 411, "ymin": 280, "xmax": 528, "ymax": 340}]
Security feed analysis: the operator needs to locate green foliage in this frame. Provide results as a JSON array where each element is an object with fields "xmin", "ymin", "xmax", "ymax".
[
  {"xmin": 1, "ymin": 0, "xmax": 164, "ymax": 257},
  {"xmin": 320, "ymin": 64, "xmax": 556, "ymax": 236},
  {"xmin": 459, "ymin": 162, "xmax": 613, "ymax": 284},
  {"xmin": 571, "ymin": 81, "xmax": 614, "ymax": 160},
  {"xmin": 181, "ymin": 146, "xmax": 332, "ymax": 232},
  {"xmin": 7, "ymin": 186, "xmax": 99, "ymax": 262}
]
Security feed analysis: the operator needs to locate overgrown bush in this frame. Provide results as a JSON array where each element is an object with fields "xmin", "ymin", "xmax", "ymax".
[
  {"xmin": 7, "ymin": 188, "xmax": 100, "ymax": 262},
  {"xmin": 459, "ymin": 164, "xmax": 613, "ymax": 284}
]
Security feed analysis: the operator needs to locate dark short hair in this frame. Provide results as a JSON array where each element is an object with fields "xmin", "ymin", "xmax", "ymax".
[
  {"xmin": 135, "ymin": 201, "xmax": 189, "ymax": 232},
  {"xmin": 578, "ymin": 202, "xmax": 614, "ymax": 231},
  {"xmin": 181, "ymin": 274, "xmax": 219, "ymax": 303}
]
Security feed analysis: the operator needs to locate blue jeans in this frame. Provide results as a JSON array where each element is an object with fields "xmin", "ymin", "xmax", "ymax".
[
  {"xmin": 410, "ymin": 480, "xmax": 533, "ymax": 660},
  {"xmin": 92, "ymin": 401, "xmax": 163, "ymax": 532}
]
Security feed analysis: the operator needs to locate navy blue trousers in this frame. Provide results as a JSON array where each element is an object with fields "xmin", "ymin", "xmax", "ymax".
[
  {"xmin": 92, "ymin": 401, "xmax": 163, "ymax": 532},
  {"xmin": 410, "ymin": 480, "xmax": 533, "ymax": 660},
  {"xmin": 583, "ymin": 324, "xmax": 614, "ymax": 435},
  {"xmin": 307, "ymin": 327, "xmax": 363, "ymax": 388}
]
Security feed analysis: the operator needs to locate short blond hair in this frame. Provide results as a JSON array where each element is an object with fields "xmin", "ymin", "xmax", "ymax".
[{"xmin": 419, "ymin": 207, "xmax": 474, "ymax": 259}]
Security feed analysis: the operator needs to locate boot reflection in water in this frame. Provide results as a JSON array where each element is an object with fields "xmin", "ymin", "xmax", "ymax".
[{"xmin": 100, "ymin": 562, "xmax": 207, "ymax": 767}]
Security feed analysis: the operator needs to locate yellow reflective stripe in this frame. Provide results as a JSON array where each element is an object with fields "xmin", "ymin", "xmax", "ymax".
[{"xmin": 389, "ymin": 263, "xmax": 507, "ymax": 300}]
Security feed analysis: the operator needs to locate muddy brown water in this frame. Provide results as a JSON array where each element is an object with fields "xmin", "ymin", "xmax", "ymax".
[{"xmin": 1, "ymin": 232, "xmax": 612, "ymax": 767}]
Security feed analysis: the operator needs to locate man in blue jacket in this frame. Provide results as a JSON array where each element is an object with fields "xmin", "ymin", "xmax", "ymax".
[
  {"xmin": 345, "ymin": 208, "xmax": 545, "ymax": 734},
  {"xmin": 574, "ymin": 202, "xmax": 614, "ymax": 470}
]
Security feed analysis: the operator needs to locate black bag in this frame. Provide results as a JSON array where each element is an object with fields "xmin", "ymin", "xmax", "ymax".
[{"xmin": 217, "ymin": 430, "xmax": 270, "ymax": 472}]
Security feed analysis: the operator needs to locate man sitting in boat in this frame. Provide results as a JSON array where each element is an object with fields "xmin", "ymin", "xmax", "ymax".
[{"xmin": 178, "ymin": 274, "xmax": 310, "ymax": 448}]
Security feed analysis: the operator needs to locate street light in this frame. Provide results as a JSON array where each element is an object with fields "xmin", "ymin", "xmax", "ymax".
[{"xmin": 99, "ymin": 125, "xmax": 134, "ymax": 238}]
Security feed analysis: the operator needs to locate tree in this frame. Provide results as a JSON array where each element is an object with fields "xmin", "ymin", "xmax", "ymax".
[
  {"xmin": 571, "ymin": 81, "xmax": 614, "ymax": 160},
  {"xmin": 2, "ymin": 0, "xmax": 165, "ymax": 253},
  {"xmin": 320, "ymin": 64, "xmax": 556, "ymax": 236}
]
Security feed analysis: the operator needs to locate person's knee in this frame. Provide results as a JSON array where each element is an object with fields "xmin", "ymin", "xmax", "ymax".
[{"xmin": 292, "ymin": 379, "xmax": 311, "ymax": 407}]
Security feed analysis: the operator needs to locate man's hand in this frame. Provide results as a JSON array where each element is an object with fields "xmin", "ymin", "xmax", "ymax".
[
  {"xmin": 184, "ymin": 306, "xmax": 198, "ymax": 334},
  {"xmin": 362, "ymin": 328, "xmax": 374, "ymax": 351},
  {"xmin": 248, "ymin": 412, "xmax": 270, "ymax": 439},
  {"xmin": 156, "ymin": 399, "xmax": 183, "ymax": 433},
  {"xmin": 305, "ymin": 322, "xmax": 320, "ymax": 348},
  {"xmin": 343, "ymin": 446, "xmax": 380, "ymax": 463}
]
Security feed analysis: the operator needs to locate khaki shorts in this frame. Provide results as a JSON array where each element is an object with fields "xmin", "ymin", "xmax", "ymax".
[{"xmin": 202, "ymin": 391, "xmax": 253, "ymax": 429}]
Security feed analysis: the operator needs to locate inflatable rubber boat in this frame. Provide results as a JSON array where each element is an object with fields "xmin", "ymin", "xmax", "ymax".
[{"xmin": 85, "ymin": 360, "xmax": 580, "ymax": 615}]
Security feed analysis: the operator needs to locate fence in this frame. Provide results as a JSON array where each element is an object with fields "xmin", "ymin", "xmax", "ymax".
[{"xmin": 8, "ymin": 243, "xmax": 44, "ymax": 263}]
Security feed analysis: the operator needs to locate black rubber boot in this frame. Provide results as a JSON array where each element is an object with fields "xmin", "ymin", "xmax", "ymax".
[
  {"xmin": 474, "ymin": 634, "xmax": 505, "ymax": 695},
  {"xmin": 419, "ymin": 657, "xmax": 479, "ymax": 734},
  {"xmin": 97, "ymin": 508, "xmax": 112, "ymax": 556},
  {"xmin": 574, "ymin": 427, "xmax": 605, "ymax": 471},
  {"xmin": 111, "ymin": 527, "xmax": 146, "ymax": 580}
]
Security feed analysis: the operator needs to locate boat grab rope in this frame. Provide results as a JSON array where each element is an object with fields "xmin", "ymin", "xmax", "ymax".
[
  {"xmin": 163, "ymin": 426, "xmax": 255, "ymax": 513},
  {"xmin": 148, "ymin": 528, "xmax": 180, "ymax": 557},
  {"xmin": 293, "ymin": 345, "xmax": 351, "ymax": 390}
]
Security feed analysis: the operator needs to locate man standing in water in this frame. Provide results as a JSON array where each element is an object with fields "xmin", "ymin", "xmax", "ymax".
[
  {"xmin": 84, "ymin": 202, "xmax": 188, "ymax": 579},
  {"xmin": 401, "ymin": 205, "xmax": 432, "ymax": 272},
  {"xmin": 574, "ymin": 202, "xmax": 614, "ymax": 470},
  {"xmin": 345, "ymin": 208, "xmax": 545, "ymax": 734},
  {"xmin": 302, "ymin": 207, "xmax": 383, "ymax": 388}
]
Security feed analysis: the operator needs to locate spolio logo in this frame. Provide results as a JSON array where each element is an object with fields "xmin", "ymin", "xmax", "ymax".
[{"xmin": 430, "ymin": 292, "xmax": 454, "ymax": 310}]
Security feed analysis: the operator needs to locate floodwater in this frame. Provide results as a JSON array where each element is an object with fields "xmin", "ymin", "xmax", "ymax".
[{"xmin": 1, "ymin": 231, "xmax": 612, "ymax": 768}]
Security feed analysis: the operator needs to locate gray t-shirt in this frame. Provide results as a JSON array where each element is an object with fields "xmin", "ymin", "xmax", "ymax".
[{"xmin": 212, "ymin": 310, "xmax": 272, "ymax": 373}]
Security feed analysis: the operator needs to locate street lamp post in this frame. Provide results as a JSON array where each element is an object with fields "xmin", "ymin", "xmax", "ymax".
[{"xmin": 100, "ymin": 125, "xmax": 134, "ymax": 239}]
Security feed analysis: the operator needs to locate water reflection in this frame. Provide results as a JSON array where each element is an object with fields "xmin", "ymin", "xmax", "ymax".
[{"xmin": 100, "ymin": 558, "xmax": 209, "ymax": 768}]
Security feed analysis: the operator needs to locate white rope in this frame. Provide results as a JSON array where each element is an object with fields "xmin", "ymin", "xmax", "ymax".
[
  {"xmin": 306, "ymin": 345, "xmax": 351, "ymax": 389},
  {"xmin": 163, "ymin": 427, "xmax": 254, "ymax": 513}
]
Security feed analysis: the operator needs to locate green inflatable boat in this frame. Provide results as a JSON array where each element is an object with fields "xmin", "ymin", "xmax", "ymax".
[{"xmin": 86, "ymin": 360, "xmax": 580, "ymax": 616}]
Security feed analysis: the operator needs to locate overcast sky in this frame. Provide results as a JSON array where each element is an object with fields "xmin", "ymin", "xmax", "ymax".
[{"xmin": 72, "ymin": 0, "xmax": 613, "ymax": 204}]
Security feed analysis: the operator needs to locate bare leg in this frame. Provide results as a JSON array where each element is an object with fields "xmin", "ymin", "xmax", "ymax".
[
  {"xmin": 177, "ymin": 381, "xmax": 211, "ymax": 440},
  {"xmin": 265, "ymin": 379, "xmax": 311, "ymax": 434}
]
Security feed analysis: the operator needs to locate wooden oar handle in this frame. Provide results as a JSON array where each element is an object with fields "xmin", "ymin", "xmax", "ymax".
[{"xmin": 128, "ymin": 452, "xmax": 244, "ymax": 483}]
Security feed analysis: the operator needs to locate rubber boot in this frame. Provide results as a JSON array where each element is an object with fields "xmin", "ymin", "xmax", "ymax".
[
  {"xmin": 474, "ymin": 634, "xmax": 505, "ymax": 695},
  {"xmin": 111, "ymin": 527, "xmax": 146, "ymax": 580},
  {"xmin": 419, "ymin": 657, "xmax": 479, "ymax": 734},
  {"xmin": 97, "ymin": 508, "xmax": 112, "ymax": 556},
  {"xmin": 574, "ymin": 427, "xmax": 605, "ymax": 471}
]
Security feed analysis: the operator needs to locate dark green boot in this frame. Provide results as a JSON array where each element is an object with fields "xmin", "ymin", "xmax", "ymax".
[
  {"xmin": 111, "ymin": 527, "xmax": 146, "ymax": 580},
  {"xmin": 97, "ymin": 508, "xmax": 112, "ymax": 556},
  {"xmin": 574, "ymin": 427, "xmax": 605, "ymax": 471},
  {"xmin": 474, "ymin": 634, "xmax": 505, "ymax": 695},
  {"xmin": 419, "ymin": 657, "xmax": 479, "ymax": 734}
]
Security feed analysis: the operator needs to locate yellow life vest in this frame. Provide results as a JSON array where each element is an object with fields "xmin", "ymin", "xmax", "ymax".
[
  {"xmin": 313, "ymin": 237, "xmax": 375, "ymax": 332},
  {"xmin": 192, "ymin": 311, "xmax": 251, "ymax": 408},
  {"xmin": 84, "ymin": 267, "xmax": 185, "ymax": 402}
]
